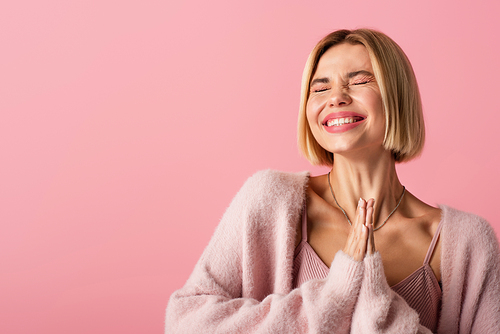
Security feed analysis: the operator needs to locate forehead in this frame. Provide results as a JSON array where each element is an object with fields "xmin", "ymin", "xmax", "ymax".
[{"xmin": 314, "ymin": 43, "xmax": 373, "ymax": 77}]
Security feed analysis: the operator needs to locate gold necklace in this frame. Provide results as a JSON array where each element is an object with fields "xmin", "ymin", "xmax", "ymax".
[{"xmin": 327, "ymin": 171, "xmax": 405, "ymax": 231}]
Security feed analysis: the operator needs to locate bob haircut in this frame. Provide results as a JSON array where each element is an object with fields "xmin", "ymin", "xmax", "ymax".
[{"xmin": 298, "ymin": 29, "xmax": 425, "ymax": 165}]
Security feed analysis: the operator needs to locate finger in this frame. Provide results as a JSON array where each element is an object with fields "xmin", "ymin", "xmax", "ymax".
[
  {"xmin": 366, "ymin": 198, "xmax": 375, "ymax": 212},
  {"xmin": 370, "ymin": 223, "xmax": 375, "ymax": 253},
  {"xmin": 344, "ymin": 199, "xmax": 362, "ymax": 253},
  {"xmin": 353, "ymin": 212, "xmax": 369, "ymax": 261},
  {"xmin": 345, "ymin": 221, "xmax": 361, "ymax": 257},
  {"xmin": 365, "ymin": 200, "xmax": 374, "ymax": 227},
  {"xmin": 344, "ymin": 212, "xmax": 365, "ymax": 260},
  {"xmin": 354, "ymin": 198, "xmax": 366, "ymax": 228},
  {"xmin": 365, "ymin": 199, "xmax": 376, "ymax": 255},
  {"xmin": 344, "ymin": 198, "xmax": 369, "ymax": 261},
  {"xmin": 367, "ymin": 223, "xmax": 375, "ymax": 255},
  {"xmin": 355, "ymin": 224, "xmax": 368, "ymax": 261}
]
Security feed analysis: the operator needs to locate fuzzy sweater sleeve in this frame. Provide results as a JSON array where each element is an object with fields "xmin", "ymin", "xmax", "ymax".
[
  {"xmin": 438, "ymin": 206, "xmax": 500, "ymax": 333},
  {"xmin": 350, "ymin": 253, "xmax": 432, "ymax": 334},
  {"xmin": 165, "ymin": 170, "xmax": 364, "ymax": 334},
  {"xmin": 351, "ymin": 206, "xmax": 500, "ymax": 334}
]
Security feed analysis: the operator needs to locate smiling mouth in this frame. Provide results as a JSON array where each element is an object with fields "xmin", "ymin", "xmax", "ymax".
[{"xmin": 324, "ymin": 116, "xmax": 364, "ymax": 127}]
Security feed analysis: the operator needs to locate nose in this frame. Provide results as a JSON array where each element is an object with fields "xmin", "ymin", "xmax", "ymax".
[{"xmin": 328, "ymin": 86, "xmax": 352, "ymax": 107}]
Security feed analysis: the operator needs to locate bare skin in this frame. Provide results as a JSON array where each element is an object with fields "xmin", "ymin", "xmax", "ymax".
[
  {"xmin": 296, "ymin": 174, "xmax": 442, "ymax": 287},
  {"xmin": 297, "ymin": 43, "xmax": 442, "ymax": 287}
]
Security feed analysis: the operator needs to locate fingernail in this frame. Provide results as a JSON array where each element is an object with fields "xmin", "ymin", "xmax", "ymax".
[{"xmin": 358, "ymin": 198, "xmax": 363, "ymax": 207}]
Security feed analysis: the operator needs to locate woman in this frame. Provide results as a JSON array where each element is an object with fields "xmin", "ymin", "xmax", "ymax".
[{"xmin": 165, "ymin": 29, "xmax": 500, "ymax": 333}]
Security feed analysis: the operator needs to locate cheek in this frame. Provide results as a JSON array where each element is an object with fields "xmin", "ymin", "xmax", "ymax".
[
  {"xmin": 366, "ymin": 89, "xmax": 384, "ymax": 113},
  {"xmin": 306, "ymin": 108, "xmax": 320, "ymax": 136},
  {"xmin": 306, "ymin": 105, "xmax": 314, "ymax": 126},
  {"xmin": 306, "ymin": 96, "xmax": 324, "ymax": 125},
  {"xmin": 306, "ymin": 101, "xmax": 327, "ymax": 146}
]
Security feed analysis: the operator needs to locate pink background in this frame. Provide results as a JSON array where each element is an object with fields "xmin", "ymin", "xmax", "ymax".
[{"xmin": 1, "ymin": 0, "xmax": 499, "ymax": 333}]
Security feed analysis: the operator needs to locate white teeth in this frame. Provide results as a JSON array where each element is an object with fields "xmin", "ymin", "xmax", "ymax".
[{"xmin": 326, "ymin": 117, "xmax": 359, "ymax": 127}]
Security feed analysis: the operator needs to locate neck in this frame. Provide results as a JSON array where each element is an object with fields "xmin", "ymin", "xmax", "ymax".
[{"xmin": 328, "ymin": 150, "xmax": 404, "ymax": 229}]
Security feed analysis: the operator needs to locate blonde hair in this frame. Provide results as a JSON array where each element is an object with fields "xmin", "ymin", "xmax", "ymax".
[{"xmin": 298, "ymin": 29, "xmax": 425, "ymax": 165}]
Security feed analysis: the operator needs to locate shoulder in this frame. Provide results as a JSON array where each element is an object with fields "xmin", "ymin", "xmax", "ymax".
[
  {"xmin": 220, "ymin": 170, "xmax": 310, "ymax": 228},
  {"xmin": 440, "ymin": 205, "xmax": 499, "ymax": 259},
  {"xmin": 207, "ymin": 170, "xmax": 309, "ymax": 253},
  {"xmin": 234, "ymin": 169, "xmax": 310, "ymax": 208},
  {"xmin": 441, "ymin": 205, "xmax": 497, "ymax": 245},
  {"xmin": 219, "ymin": 170, "xmax": 310, "ymax": 265},
  {"xmin": 438, "ymin": 206, "xmax": 500, "ymax": 331},
  {"xmin": 242, "ymin": 169, "xmax": 310, "ymax": 194}
]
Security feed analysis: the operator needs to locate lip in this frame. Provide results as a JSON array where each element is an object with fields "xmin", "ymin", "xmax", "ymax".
[{"xmin": 322, "ymin": 112, "xmax": 366, "ymax": 134}]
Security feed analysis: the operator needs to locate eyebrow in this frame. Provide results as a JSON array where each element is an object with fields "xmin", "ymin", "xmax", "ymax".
[
  {"xmin": 309, "ymin": 77, "xmax": 329, "ymax": 87},
  {"xmin": 310, "ymin": 70, "xmax": 375, "ymax": 87},
  {"xmin": 347, "ymin": 70, "xmax": 374, "ymax": 79}
]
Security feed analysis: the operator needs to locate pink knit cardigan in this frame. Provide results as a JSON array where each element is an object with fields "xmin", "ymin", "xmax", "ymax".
[{"xmin": 165, "ymin": 170, "xmax": 500, "ymax": 333}]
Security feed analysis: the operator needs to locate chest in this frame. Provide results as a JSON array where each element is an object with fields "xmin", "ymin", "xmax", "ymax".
[{"xmin": 307, "ymin": 217, "xmax": 441, "ymax": 286}]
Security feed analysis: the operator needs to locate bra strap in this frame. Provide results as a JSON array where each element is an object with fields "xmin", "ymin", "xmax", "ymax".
[
  {"xmin": 301, "ymin": 204, "xmax": 308, "ymax": 242},
  {"xmin": 424, "ymin": 219, "xmax": 443, "ymax": 264}
]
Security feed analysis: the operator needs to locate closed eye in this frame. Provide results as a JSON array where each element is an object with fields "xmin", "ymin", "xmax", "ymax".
[
  {"xmin": 349, "ymin": 71, "xmax": 375, "ymax": 86},
  {"xmin": 312, "ymin": 88, "xmax": 329, "ymax": 93},
  {"xmin": 309, "ymin": 77, "xmax": 330, "ymax": 93},
  {"xmin": 352, "ymin": 80, "xmax": 370, "ymax": 86},
  {"xmin": 350, "ymin": 75, "xmax": 375, "ymax": 86}
]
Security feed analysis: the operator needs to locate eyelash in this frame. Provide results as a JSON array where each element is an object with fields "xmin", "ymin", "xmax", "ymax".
[
  {"xmin": 351, "ymin": 78, "xmax": 373, "ymax": 85},
  {"xmin": 311, "ymin": 79, "xmax": 372, "ymax": 92}
]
